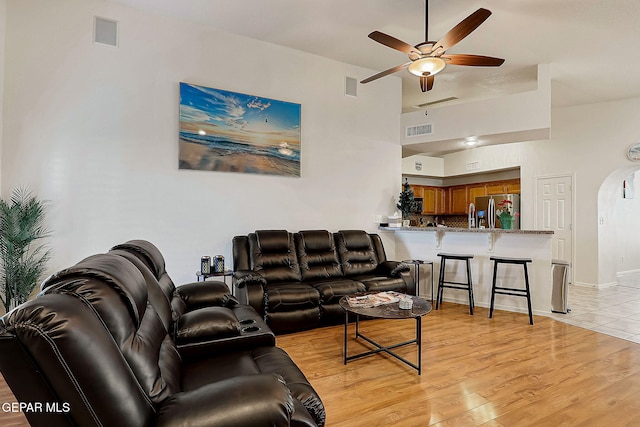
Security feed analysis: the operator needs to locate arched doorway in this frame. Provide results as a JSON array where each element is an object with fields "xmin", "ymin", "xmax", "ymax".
[{"xmin": 597, "ymin": 165, "xmax": 640, "ymax": 287}]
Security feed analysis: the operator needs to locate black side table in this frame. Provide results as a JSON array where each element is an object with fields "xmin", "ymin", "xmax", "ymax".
[
  {"xmin": 196, "ymin": 269, "xmax": 234, "ymax": 294},
  {"xmin": 402, "ymin": 260, "xmax": 435, "ymax": 303}
]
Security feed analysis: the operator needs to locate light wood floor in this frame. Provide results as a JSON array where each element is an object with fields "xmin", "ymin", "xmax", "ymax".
[
  {"xmin": 2, "ymin": 303, "xmax": 640, "ymax": 426},
  {"xmin": 276, "ymin": 304, "xmax": 640, "ymax": 426}
]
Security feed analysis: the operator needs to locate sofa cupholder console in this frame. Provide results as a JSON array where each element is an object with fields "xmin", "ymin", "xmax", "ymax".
[{"xmin": 242, "ymin": 325, "xmax": 261, "ymax": 333}]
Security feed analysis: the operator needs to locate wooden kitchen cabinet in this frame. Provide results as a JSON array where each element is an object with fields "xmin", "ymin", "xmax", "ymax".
[
  {"xmin": 467, "ymin": 184, "xmax": 487, "ymax": 202},
  {"xmin": 405, "ymin": 178, "xmax": 520, "ymax": 215},
  {"xmin": 410, "ymin": 185, "xmax": 424, "ymax": 199},
  {"xmin": 505, "ymin": 179, "xmax": 521, "ymax": 193},
  {"xmin": 448, "ymin": 185, "xmax": 469, "ymax": 214},
  {"xmin": 486, "ymin": 179, "xmax": 521, "ymax": 195},
  {"xmin": 422, "ymin": 186, "xmax": 446, "ymax": 214}
]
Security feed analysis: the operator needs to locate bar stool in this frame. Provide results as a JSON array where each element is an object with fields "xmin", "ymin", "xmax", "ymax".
[
  {"xmin": 488, "ymin": 256, "xmax": 534, "ymax": 325},
  {"xmin": 436, "ymin": 253, "xmax": 475, "ymax": 315}
]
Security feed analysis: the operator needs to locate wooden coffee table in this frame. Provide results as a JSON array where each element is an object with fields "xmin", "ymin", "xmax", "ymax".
[{"xmin": 339, "ymin": 293, "xmax": 432, "ymax": 375}]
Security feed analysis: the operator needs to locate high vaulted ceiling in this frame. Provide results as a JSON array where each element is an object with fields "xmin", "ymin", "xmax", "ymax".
[{"xmin": 114, "ymin": 0, "xmax": 640, "ymax": 113}]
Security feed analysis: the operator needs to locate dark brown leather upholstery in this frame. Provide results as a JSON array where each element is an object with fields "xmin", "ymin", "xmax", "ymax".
[
  {"xmin": 107, "ymin": 241, "xmax": 274, "ymax": 354},
  {"xmin": 335, "ymin": 230, "xmax": 410, "ymax": 293},
  {"xmin": 247, "ymin": 231, "xmax": 321, "ymax": 333},
  {"xmin": 1, "ymin": 253, "xmax": 325, "ymax": 426},
  {"xmin": 233, "ymin": 229, "xmax": 412, "ymax": 333}
]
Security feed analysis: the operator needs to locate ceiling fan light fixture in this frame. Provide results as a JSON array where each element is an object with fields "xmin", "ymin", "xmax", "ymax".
[{"xmin": 408, "ymin": 57, "xmax": 446, "ymax": 77}]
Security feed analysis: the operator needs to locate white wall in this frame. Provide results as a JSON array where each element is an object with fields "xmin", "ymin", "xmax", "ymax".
[
  {"xmin": 615, "ymin": 171, "xmax": 640, "ymax": 275},
  {"xmin": 426, "ymin": 98, "xmax": 640, "ymax": 287},
  {"xmin": 0, "ymin": 0, "xmax": 5, "ymax": 188},
  {"xmin": 2, "ymin": 0, "xmax": 402, "ymax": 286}
]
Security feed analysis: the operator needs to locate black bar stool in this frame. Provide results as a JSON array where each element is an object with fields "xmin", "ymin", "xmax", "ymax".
[
  {"xmin": 488, "ymin": 256, "xmax": 534, "ymax": 325},
  {"xmin": 436, "ymin": 253, "xmax": 475, "ymax": 315}
]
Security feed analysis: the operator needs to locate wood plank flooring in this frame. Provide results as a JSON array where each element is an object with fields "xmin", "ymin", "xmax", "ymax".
[
  {"xmin": 2, "ymin": 303, "xmax": 640, "ymax": 426},
  {"xmin": 275, "ymin": 304, "xmax": 640, "ymax": 426}
]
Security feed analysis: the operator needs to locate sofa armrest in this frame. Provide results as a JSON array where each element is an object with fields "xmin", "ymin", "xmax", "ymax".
[
  {"xmin": 175, "ymin": 281, "xmax": 236, "ymax": 310},
  {"xmin": 174, "ymin": 307, "xmax": 241, "ymax": 344},
  {"xmin": 154, "ymin": 374, "xmax": 294, "ymax": 427},
  {"xmin": 233, "ymin": 270, "xmax": 267, "ymax": 288},
  {"xmin": 376, "ymin": 260, "xmax": 411, "ymax": 277},
  {"xmin": 174, "ymin": 306, "xmax": 276, "ymax": 359}
]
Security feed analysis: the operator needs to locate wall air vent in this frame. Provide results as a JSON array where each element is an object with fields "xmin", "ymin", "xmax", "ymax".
[
  {"xmin": 345, "ymin": 76, "xmax": 357, "ymax": 97},
  {"xmin": 94, "ymin": 17, "xmax": 119, "ymax": 47},
  {"xmin": 406, "ymin": 124, "xmax": 433, "ymax": 137}
]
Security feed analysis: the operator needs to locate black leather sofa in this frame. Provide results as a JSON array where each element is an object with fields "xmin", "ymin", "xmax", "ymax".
[
  {"xmin": 0, "ymin": 248, "xmax": 325, "ymax": 426},
  {"xmin": 233, "ymin": 229, "xmax": 413, "ymax": 334}
]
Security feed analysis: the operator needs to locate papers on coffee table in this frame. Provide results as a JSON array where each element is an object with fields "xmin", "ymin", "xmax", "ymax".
[{"xmin": 345, "ymin": 291, "xmax": 402, "ymax": 308}]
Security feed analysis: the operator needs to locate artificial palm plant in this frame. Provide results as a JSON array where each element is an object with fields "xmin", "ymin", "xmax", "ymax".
[{"xmin": 0, "ymin": 188, "xmax": 51, "ymax": 312}]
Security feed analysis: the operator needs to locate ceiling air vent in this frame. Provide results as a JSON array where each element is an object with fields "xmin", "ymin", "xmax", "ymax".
[{"xmin": 406, "ymin": 124, "xmax": 433, "ymax": 138}]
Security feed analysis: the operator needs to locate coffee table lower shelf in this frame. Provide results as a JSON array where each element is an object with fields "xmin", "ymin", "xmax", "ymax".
[{"xmin": 343, "ymin": 314, "xmax": 423, "ymax": 375}]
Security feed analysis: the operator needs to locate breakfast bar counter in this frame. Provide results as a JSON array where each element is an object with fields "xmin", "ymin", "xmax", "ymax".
[{"xmin": 380, "ymin": 226, "xmax": 555, "ymax": 318}]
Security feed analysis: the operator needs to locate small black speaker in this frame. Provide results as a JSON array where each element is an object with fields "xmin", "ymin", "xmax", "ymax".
[{"xmin": 94, "ymin": 17, "xmax": 118, "ymax": 47}]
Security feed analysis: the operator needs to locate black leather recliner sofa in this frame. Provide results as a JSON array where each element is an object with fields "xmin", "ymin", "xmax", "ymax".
[
  {"xmin": 0, "ymin": 249, "xmax": 325, "ymax": 426},
  {"xmin": 233, "ymin": 229, "xmax": 413, "ymax": 334}
]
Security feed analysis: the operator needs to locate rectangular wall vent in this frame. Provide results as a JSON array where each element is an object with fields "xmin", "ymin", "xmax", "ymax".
[
  {"xmin": 94, "ymin": 17, "xmax": 119, "ymax": 47},
  {"xmin": 345, "ymin": 76, "xmax": 357, "ymax": 97},
  {"xmin": 466, "ymin": 161, "xmax": 481, "ymax": 171},
  {"xmin": 406, "ymin": 124, "xmax": 433, "ymax": 137}
]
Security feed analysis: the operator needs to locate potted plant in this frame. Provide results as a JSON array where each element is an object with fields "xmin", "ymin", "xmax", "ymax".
[
  {"xmin": 496, "ymin": 199, "xmax": 518, "ymax": 229},
  {"xmin": 397, "ymin": 178, "xmax": 417, "ymax": 224},
  {"xmin": 0, "ymin": 188, "xmax": 51, "ymax": 312}
]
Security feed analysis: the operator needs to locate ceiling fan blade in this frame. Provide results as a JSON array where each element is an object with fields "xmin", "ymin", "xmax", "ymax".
[
  {"xmin": 432, "ymin": 8, "xmax": 492, "ymax": 54},
  {"xmin": 441, "ymin": 54, "xmax": 505, "ymax": 67},
  {"xmin": 368, "ymin": 31, "xmax": 421, "ymax": 55},
  {"xmin": 361, "ymin": 62, "xmax": 410, "ymax": 84},
  {"xmin": 419, "ymin": 75, "xmax": 434, "ymax": 92}
]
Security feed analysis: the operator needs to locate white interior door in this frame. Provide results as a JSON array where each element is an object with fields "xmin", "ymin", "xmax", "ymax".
[{"xmin": 536, "ymin": 175, "xmax": 574, "ymax": 281}]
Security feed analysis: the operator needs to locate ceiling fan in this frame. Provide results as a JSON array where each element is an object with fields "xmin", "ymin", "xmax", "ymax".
[{"xmin": 361, "ymin": 0, "xmax": 505, "ymax": 92}]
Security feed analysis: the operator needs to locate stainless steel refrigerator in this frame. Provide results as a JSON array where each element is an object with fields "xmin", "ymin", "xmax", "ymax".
[{"xmin": 474, "ymin": 194, "xmax": 521, "ymax": 229}]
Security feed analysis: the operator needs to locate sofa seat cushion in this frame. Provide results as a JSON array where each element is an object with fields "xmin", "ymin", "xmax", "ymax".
[
  {"xmin": 350, "ymin": 275, "xmax": 408, "ymax": 293},
  {"xmin": 264, "ymin": 282, "xmax": 320, "ymax": 312},
  {"xmin": 307, "ymin": 279, "xmax": 366, "ymax": 305}
]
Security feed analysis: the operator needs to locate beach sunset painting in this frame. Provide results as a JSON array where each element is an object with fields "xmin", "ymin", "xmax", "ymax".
[{"xmin": 179, "ymin": 82, "xmax": 301, "ymax": 176}]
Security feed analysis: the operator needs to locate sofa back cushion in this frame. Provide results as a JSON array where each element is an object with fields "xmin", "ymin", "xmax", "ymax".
[
  {"xmin": 335, "ymin": 230, "xmax": 379, "ymax": 276},
  {"xmin": 295, "ymin": 230, "xmax": 343, "ymax": 281},
  {"xmin": 42, "ymin": 254, "xmax": 182, "ymax": 406},
  {"xmin": 249, "ymin": 230, "xmax": 302, "ymax": 282},
  {"xmin": 110, "ymin": 248, "xmax": 174, "ymax": 332},
  {"xmin": 111, "ymin": 240, "xmax": 188, "ymax": 319}
]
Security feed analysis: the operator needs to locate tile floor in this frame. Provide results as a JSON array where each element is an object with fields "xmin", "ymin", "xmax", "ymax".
[{"xmin": 548, "ymin": 272, "xmax": 640, "ymax": 343}]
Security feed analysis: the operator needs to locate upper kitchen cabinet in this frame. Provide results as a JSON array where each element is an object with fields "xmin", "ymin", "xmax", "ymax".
[
  {"xmin": 486, "ymin": 179, "xmax": 521, "ymax": 195},
  {"xmin": 410, "ymin": 185, "xmax": 424, "ymax": 199},
  {"xmin": 422, "ymin": 186, "xmax": 446, "ymax": 214},
  {"xmin": 467, "ymin": 184, "xmax": 487, "ymax": 203},
  {"xmin": 448, "ymin": 186, "xmax": 469, "ymax": 214}
]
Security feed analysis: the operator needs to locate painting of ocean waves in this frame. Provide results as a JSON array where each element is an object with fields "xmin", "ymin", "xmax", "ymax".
[{"xmin": 179, "ymin": 82, "xmax": 301, "ymax": 176}]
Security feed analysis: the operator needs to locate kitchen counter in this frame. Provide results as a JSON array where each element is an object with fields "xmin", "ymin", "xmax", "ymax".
[
  {"xmin": 379, "ymin": 226, "xmax": 555, "ymax": 318},
  {"xmin": 379, "ymin": 226, "xmax": 553, "ymax": 235}
]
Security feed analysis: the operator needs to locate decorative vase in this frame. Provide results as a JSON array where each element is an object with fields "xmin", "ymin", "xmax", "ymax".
[{"xmin": 500, "ymin": 216, "xmax": 513, "ymax": 230}]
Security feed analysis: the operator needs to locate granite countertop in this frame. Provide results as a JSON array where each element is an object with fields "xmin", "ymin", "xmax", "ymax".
[{"xmin": 379, "ymin": 226, "xmax": 553, "ymax": 235}]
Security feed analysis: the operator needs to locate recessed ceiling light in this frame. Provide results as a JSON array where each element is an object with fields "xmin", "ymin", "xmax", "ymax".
[{"xmin": 464, "ymin": 136, "xmax": 478, "ymax": 146}]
